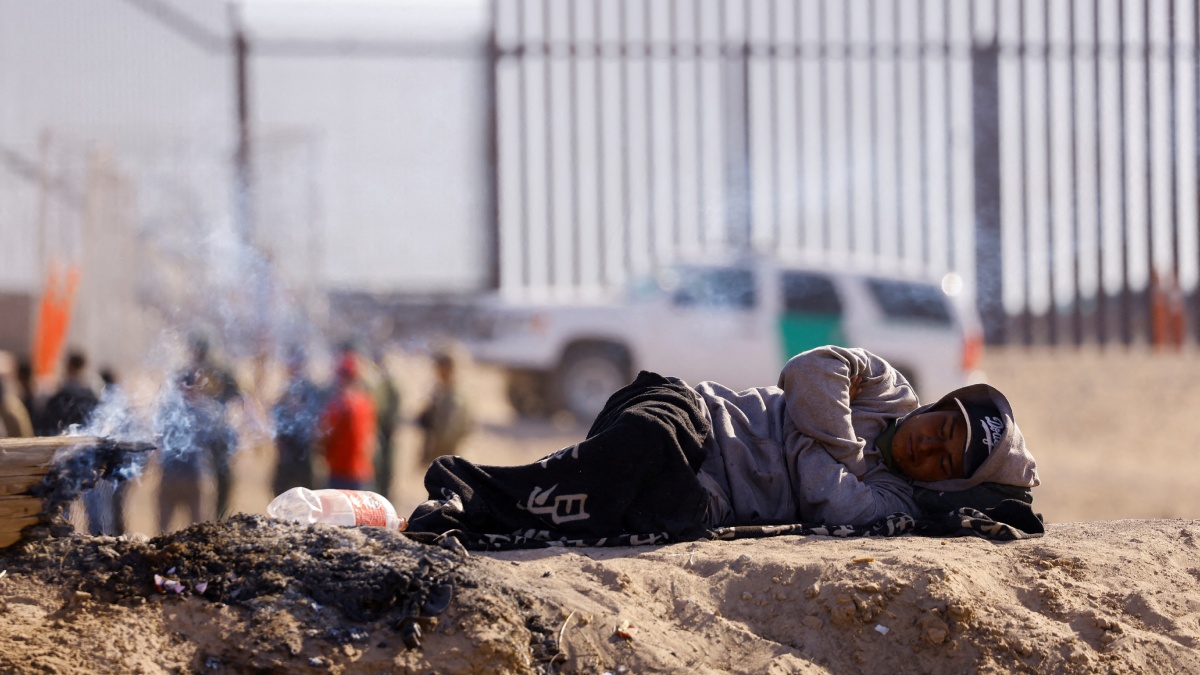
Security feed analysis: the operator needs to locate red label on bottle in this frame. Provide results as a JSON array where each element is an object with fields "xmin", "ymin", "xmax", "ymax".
[{"xmin": 338, "ymin": 490, "xmax": 388, "ymax": 527}]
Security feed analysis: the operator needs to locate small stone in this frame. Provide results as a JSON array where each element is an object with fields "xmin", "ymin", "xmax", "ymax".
[
  {"xmin": 802, "ymin": 616, "xmax": 823, "ymax": 629},
  {"xmin": 920, "ymin": 617, "xmax": 949, "ymax": 644},
  {"xmin": 741, "ymin": 592, "xmax": 753, "ymax": 601},
  {"xmin": 72, "ymin": 591, "xmax": 92, "ymax": 602},
  {"xmin": 856, "ymin": 583, "xmax": 881, "ymax": 594},
  {"xmin": 946, "ymin": 604, "xmax": 971, "ymax": 621},
  {"xmin": 804, "ymin": 583, "xmax": 820, "ymax": 599},
  {"xmin": 1068, "ymin": 648, "xmax": 1089, "ymax": 664},
  {"xmin": 440, "ymin": 536, "xmax": 470, "ymax": 557}
]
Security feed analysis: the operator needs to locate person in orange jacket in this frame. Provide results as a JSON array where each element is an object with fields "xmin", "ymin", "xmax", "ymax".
[{"xmin": 319, "ymin": 353, "xmax": 377, "ymax": 490}]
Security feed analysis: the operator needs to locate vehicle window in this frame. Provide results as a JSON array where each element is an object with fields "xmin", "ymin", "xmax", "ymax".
[
  {"xmin": 672, "ymin": 267, "xmax": 756, "ymax": 309},
  {"xmin": 865, "ymin": 278, "xmax": 953, "ymax": 325},
  {"xmin": 780, "ymin": 271, "xmax": 842, "ymax": 314}
]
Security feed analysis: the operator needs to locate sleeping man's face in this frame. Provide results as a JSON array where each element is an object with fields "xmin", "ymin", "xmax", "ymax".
[{"xmin": 892, "ymin": 408, "xmax": 967, "ymax": 482}]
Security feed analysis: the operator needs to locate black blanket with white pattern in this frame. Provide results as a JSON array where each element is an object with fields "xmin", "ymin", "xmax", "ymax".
[{"xmin": 404, "ymin": 499, "xmax": 1044, "ymax": 551}]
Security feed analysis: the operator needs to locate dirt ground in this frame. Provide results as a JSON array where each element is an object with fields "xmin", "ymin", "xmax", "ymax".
[{"xmin": 4, "ymin": 345, "xmax": 1200, "ymax": 673}]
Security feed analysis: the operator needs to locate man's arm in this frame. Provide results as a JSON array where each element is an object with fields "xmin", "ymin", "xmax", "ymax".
[
  {"xmin": 792, "ymin": 433, "xmax": 919, "ymax": 525},
  {"xmin": 778, "ymin": 346, "xmax": 917, "ymax": 477}
]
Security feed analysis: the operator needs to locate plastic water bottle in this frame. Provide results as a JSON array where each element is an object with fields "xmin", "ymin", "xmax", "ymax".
[{"xmin": 267, "ymin": 487, "xmax": 407, "ymax": 531}]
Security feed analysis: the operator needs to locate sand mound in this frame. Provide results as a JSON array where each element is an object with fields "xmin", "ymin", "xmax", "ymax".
[
  {"xmin": 3, "ymin": 518, "xmax": 1200, "ymax": 673},
  {"xmin": 478, "ymin": 520, "xmax": 1200, "ymax": 673},
  {"xmin": 4, "ymin": 347, "xmax": 1200, "ymax": 672}
]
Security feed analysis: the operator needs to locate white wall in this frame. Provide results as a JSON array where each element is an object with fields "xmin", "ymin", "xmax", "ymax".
[
  {"xmin": 0, "ymin": 0, "xmax": 494, "ymax": 369},
  {"xmin": 245, "ymin": 0, "xmax": 492, "ymax": 293},
  {"xmin": 0, "ymin": 0, "xmax": 494, "ymax": 296},
  {"xmin": 0, "ymin": 0, "xmax": 236, "ymax": 293}
]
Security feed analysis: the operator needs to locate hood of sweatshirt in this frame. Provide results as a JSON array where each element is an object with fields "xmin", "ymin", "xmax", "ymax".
[{"xmin": 894, "ymin": 383, "xmax": 1040, "ymax": 493}]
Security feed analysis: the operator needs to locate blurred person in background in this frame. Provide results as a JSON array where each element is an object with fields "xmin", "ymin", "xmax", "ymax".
[
  {"xmin": 16, "ymin": 358, "xmax": 44, "ymax": 435},
  {"xmin": 371, "ymin": 348, "xmax": 402, "ymax": 503},
  {"xmin": 41, "ymin": 350, "xmax": 99, "ymax": 435},
  {"xmin": 41, "ymin": 350, "xmax": 101, "ymax": 535},
  {"xmin": 83, "ymin": 367, "xmax": 130, "ymax": 535},
  {"xmin": 334, "ymin": 340, "xmax": 401, "ymax": 499},
  {"xmin": 417, "ymin": 347, "xmax": 474, "ymax": 466},
  {"xmin": 0, "ymin": 369, "xmax": 34, "ymax": 438},
  {"xmin": 319, "ymin": 352, "xmax": 376, "ymax": 491},
  {"xmin": 1150, "ymin": 268, "xmax": 1187, "ymax": 351},
  {"xmin": 271, "ymin": 346, "xmax": 324, "ymax": 496},
  {"xmin": 157, "ymin": 367, "xmax": 234, "ymax": 531},
  {"xmin": 174, "ymin": 333, "xmax": 242, "ymax": 520}
]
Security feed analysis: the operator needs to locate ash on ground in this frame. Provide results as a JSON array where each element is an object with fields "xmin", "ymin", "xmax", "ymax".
[{"xmin": 5, "ymin": 515, "xmax": 466, "ymax": 647}]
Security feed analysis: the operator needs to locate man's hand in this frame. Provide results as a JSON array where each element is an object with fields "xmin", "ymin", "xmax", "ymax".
[{"xmin": 848, "ymin": 374, "xmax": 863, "ymax": 401}]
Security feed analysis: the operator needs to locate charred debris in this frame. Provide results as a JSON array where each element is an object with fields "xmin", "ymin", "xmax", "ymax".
[{"xmin": 3, "ymin": 514, "xmax": 467, "ymax": 650}]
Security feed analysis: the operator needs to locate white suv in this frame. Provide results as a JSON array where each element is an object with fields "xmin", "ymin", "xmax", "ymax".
[{"xmin": 468, "ymin": 256, "xmax": 985, "ymax": 421}]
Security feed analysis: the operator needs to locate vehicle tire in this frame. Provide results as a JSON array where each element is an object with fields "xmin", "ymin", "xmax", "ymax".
[
  {"xmin": 553, "ymin": 343, "xmax": 632, "ymax": 423},
  {"xmin": 505, "ymin": 368, "xmax": 554, "ymax": 418}
]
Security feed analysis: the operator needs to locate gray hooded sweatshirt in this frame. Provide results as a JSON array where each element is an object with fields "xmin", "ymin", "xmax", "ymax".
[{"xmin": 694, "ymin": 346, "xmax": 921, "ymax": 527}]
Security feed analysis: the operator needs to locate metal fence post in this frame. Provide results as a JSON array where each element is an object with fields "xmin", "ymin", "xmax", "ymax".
[{"xmin": 972, "ymin": 40, "xmax": 1006, "ymax": 345}]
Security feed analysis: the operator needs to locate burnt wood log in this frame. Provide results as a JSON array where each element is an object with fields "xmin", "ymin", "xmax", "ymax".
[{"xmin": 0, "ymin": 436, "xmax": 153, "ymax": 550}]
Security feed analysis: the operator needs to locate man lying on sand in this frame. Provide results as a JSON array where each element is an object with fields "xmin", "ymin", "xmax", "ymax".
[{"xmin": 406, "ymin": 346, "xmax": 1039, "ymax": 543}]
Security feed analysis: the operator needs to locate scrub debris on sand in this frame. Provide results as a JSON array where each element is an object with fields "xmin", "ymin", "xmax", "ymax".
[{"xmin": 0, "ymin": 514, "xmax": 562, "ymax": 674}]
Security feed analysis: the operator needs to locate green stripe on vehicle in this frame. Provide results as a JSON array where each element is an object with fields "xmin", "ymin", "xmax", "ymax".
[{"xmin": 778, "ymin": 313, "xmax": 846, "ymax": 363}]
